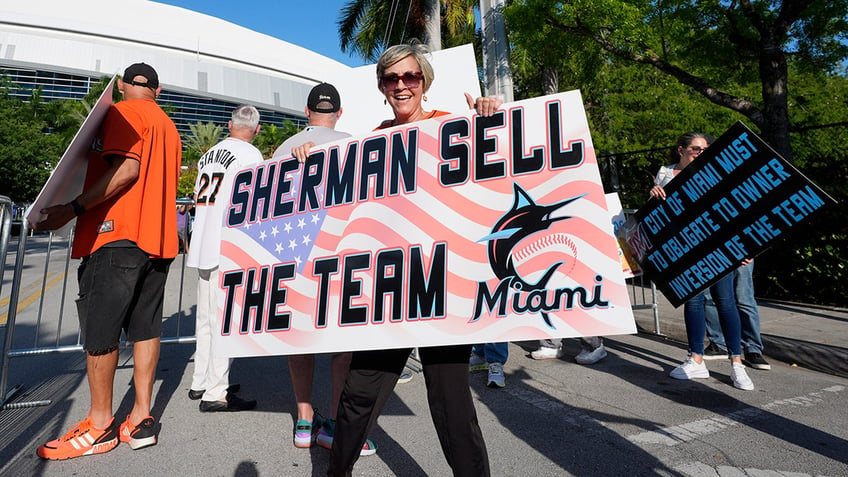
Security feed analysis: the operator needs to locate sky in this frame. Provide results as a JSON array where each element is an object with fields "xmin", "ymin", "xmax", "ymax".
[{"xmin": 155, "ymin": 0, "xmax": 367, "ymax": 67}]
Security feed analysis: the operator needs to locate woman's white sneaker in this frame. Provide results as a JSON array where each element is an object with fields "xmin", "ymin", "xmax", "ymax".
[
  {"xmin": 670, "ymin": 357, "xmax": 710, "ymax": 380},
  {"xmin": 530, "ymin": 346, "xmax": 563, "ymax": 360},
  {"xmin": 731, "ymin": 362, "xmax": 755, "ymax": 390}
]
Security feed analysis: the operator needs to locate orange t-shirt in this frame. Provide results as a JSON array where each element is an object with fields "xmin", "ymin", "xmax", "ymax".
[
  {"xmin": 72, "ymin": 99, "xmax": 182, "ymax": 259},
  {"xmin": 376, "ymin": 110, "xmax": 450, "ymax": 130}
]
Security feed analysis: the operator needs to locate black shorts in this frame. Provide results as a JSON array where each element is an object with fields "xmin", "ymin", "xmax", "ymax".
[{"xmin": 75, "ymin": 245, "xmax": 173, "ymax": 353}]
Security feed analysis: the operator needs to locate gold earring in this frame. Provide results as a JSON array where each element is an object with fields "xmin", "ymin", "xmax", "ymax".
[{"xmin": 423, "ymin": 95, "xmax": 428, "ymax": 102}]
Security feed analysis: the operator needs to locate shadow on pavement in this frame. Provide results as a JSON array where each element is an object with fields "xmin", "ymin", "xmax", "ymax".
[
  {"xmin": 598, "ymin": 336, "xmax": 848, "ymax": 465},
  {"xmin": 473, "ymin": 340, "xmax": 686, "ymax": 476}
]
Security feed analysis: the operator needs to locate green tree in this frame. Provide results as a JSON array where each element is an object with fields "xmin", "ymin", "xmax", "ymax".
[
  {"xmin": 504, "ymin": 0, "xmax": 848, "ymax": 162},
  {"xmin": 64, "ymin": 76, "xmax": 120, "ymax": 127},
  {"xmin": 0, "ymin": 83, "xmax": 77, "ymax": 203},
  {"xmin": 338, "ymin": 0, "xmax": 478, "ymax": 61},
  {"xmin": 504, "ymin": 5, "xmax": 848, "ymax": 305},
  {"xmin": 754, "ymin": 68, "xmax": 848, "ymax": 305},
  {"xmin": 178, "ymin": 167, "xmax": 197, "ymax": 198},
  {"xmin": 178, "ymin": 121, "xmax": 224, "ymax": 199},
  {"xmin": 253, "ymin": 121, "xmax": 302, "ymax": 159},
  {"xmin": 183, "ymin": 121, "xmax": 224, "ymax": 161}
]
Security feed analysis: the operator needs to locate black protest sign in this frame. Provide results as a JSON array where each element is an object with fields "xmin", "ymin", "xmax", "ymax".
[{"xmin": 618, "ymin": 122, "xmax": 836, "ymax": 308}]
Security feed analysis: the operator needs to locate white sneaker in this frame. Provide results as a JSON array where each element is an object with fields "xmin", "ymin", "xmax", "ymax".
[
  {"xmin": 397, "ymin": 369, "xmax": 414, "ymax": 384},
  {"xmin": 574, "ymin": 345, "xmax": 608, "ymax": 365},
  {"xmin": 731, "ymin": 362, "xmax": 755, "ymax": 390},
  {"xmin": 670, "ymin": 357, "xmax": 710, "ymax": 380},
  {"xmin": 530, "ymin": 346, "xmax": 563, "ymax": 360},
  {"xmin": 487, "ymin": 363, "xmax": 505, "ymax": 388},
  {"xmin": 469, "ymin": 353, "xmax": 487, "ymax": 372}
]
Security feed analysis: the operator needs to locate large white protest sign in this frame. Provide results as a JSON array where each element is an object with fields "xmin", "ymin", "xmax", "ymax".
[
  {"xmin": 25, "ymin": 76, "xmax": 116, "ymax": 235},
  {"xmin": 213, "ymin": 90, "xmax": 636, "ymax": 358}
]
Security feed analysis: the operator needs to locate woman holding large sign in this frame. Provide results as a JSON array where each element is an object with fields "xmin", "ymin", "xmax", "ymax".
[
  {"xmin": 650, "ymin": 132, "xmax": 755, "ymax": 391},
  {"xmin": 326, "ymin": 43, "xmax": 500, "ymax": 476}
]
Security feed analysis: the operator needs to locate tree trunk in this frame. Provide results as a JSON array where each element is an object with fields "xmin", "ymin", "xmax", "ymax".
[
  {"xmin": 758, "ymin": 32, "xmax": 793, "ymax": 162},
  {"xmin": 423, "ymin": 0, "xmax": 441, "ymax": 51},
  {"xmin": 542, "ymin": 66, "xmax": 558, "ymax": 96}
]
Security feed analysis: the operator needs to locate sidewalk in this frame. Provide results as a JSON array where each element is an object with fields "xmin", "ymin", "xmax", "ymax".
[{"xmin": 632, "ymin": 289, "xmax": 848, "ymax": 379}]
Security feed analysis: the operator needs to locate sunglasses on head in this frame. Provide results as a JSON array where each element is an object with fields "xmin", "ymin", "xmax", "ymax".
[{"xmin": 381, "ymin": 71, "xmax": 423, "ymax": 89}]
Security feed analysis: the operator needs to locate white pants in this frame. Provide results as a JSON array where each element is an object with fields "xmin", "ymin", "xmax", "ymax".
[{"xmin": 191, "ymin": 268, "xmax": 232, "ymax": 402}]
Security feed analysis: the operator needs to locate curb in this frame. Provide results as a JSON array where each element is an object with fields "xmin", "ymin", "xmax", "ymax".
[{"xmin": 762, "ymin": 334, "xmax": 848, "ymax": 379}]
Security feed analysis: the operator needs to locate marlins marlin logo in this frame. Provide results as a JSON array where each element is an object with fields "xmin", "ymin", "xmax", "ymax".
[{"xmin": 477, "ymin": 183, "xmax": 585, "ymax": 328}]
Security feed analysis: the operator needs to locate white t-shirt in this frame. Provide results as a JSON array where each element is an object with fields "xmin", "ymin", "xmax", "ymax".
[
  {"xmin": 187, "ymin": 137, "xmax": 263, "ymax": 270},
  {"xmin": 654, "ymin": 164, "xmax": 677, "ymax": 188},
  {"xmin": 272, "ymin": 126, "xmax": 351, "ymax": 159}
]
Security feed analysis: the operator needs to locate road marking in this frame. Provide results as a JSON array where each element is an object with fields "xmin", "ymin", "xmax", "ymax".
[
  {"xmin": 628, "ymin": 386, "xmax": 845, "ymax": 446},
  {"xmin": 503, "ymin": 384, "xmax": 603, "ymax": 428},
  {"xmin": 675, "ymin": 461, "xmax": 825, "ymax": 477},
  {"xmin": 0, "ymin": 272, "xmax": 65, "ymax": 325}
]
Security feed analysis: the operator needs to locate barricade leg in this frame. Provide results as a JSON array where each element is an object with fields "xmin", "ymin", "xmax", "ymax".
[{"xmin": 1, "ymin": 209, "xmax": 37, "ymax": 407}]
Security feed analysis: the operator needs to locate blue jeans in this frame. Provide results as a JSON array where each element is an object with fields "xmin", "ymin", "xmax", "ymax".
[
  {"xmin": 472, "ymin": 343, "xmax": 508, "ymax": 364},
  {"xmin": 705, "ymin": 262, "xmax": 763, "ymax": 354},
  {"xmin": 684, "ymin": 272, "xmax": 742, "ymax": 357}
]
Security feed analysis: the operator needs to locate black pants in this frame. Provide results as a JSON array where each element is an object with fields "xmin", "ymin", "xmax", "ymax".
[{"xmin": 328, "ymin": 345, "xmax": 490, "ymax": 477}]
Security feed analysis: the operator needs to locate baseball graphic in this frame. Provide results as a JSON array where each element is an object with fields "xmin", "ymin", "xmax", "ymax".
[{"xmin": 511, "ymin": 232, "xmax": 578, "ymax": 289}]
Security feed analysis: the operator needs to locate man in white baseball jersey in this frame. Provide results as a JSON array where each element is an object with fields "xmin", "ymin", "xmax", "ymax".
[{"xmin": 186, "ymin": 105, "xmax": 262, "ymax": 412}]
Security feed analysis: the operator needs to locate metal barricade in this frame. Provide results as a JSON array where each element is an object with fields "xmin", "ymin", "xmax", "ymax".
[
  {"xmin": 0, "ymin": 198, "xmax": 661, "ymax": 409},
  {"xmin": 627, "ymin": 274, "xmax": 662, "ymax": 335},
  {"xmin": 621, "ymin": 208, "xmax": 662, "ymax": 335},
  {"xmin": 0, "ymin": 195, "xmax": 16, "ymax": 406},
  {"xmin": 0, "ymin": 199, "xmax": 197, "ymax": 409}
]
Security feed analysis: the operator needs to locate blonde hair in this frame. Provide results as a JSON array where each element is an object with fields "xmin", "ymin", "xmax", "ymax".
[{"xmin": 376, "ymin": 43, "xmax": 435, "ymax": 94}]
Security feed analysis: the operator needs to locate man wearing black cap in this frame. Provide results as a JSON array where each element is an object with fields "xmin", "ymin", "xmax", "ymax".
[
  {"xmin": 35, "ymin": 62, "xmax": 181, "ymax": 460},
  {"xmin": 273, "ymin": 82, "xmax": 349, "ymax": 160},
  {"xmin": 271, "ymin": 83, "xmax": 377, "ymax": 456}
]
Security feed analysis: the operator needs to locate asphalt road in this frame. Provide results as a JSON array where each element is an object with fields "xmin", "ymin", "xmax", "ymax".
[
  {"xmin": 1, "ymin": 235, "xmax": 847, "ymax": 476},
  {"xmin": 1, "ymin": 332, "xmax": 847, "ymax": 476}
]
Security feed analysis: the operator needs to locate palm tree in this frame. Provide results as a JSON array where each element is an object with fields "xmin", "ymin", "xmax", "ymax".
[
  {"xmin": 338, "ymin": 0, "xmax": 477, "ymax": 62},
  {"xmin": 183, "ymin": 121, "xmax": 224, "ymax": 159},
  {"xmin": 253, "ymin": 121, "xmax": 302, "ymax": 159}
]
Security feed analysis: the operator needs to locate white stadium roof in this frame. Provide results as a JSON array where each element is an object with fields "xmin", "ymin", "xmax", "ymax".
[{"xmin": 0, "ymin": 0, "xmax": 350, "ymax": 116}]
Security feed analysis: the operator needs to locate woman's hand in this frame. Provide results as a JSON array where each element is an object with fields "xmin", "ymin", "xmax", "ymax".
[
  {"xmin": 649, "ymin": 185, "xmax": 667, "ymax": 200},
  {"xmin": 291, "ymin": 142, "xmax": 316, "ymax": 163},
  {"xmin": 465, "ymin": 93, "xmax": 502, "ymax": 117}
]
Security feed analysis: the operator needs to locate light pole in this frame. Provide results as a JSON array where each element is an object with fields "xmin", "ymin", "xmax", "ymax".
[{"xmin": 480, "ymin": 0, "xmax": 513, "ymax": 102}]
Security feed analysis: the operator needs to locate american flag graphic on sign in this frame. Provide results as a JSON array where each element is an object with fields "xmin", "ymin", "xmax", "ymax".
[{"xmin": 215, "ymin": 90, "xmax": 636, "ymax": 358}]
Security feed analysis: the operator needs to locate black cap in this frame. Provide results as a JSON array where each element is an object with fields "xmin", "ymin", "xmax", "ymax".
[
  {"xmin": 306, "ymin": 83, "xmax": 341, "ymax": 113},
  {"xmin": 123, "ymin": 62, "xmax": 159, "ymax": 88}
]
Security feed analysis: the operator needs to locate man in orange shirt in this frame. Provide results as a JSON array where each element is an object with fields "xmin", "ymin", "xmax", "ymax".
[{"xmin": 34, "ymin": 63, "xmax": 181, "ymax": 459}]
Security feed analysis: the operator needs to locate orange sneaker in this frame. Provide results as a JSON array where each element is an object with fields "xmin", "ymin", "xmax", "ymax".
[
  {"xmin": 37, "ymin": 416, "xmax": 118, "ymax": 460},
  {"xmin": 119, "ymin": 415, "xmax": 157, "ymax": 450}
]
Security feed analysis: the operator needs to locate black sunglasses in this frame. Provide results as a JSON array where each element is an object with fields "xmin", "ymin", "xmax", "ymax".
[{"xmin": 381, "ymin": 71, "xmax": 423, "ymax": 89}]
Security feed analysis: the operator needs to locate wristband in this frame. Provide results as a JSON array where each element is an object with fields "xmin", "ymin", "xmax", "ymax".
[{"xmin": 70, "ymin": 199, "xmax": 86, "ymax": 216}]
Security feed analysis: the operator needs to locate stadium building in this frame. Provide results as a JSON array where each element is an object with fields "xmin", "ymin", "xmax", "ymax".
[{"xmin": 0, "ymin": 0, "xmax": 350, "ymax": 135}]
